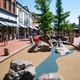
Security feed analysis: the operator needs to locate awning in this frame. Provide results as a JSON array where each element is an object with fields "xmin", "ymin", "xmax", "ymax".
[
  {"xmin": 32, "ymin": 25, "xmax": 38, "ymax": 30},
  {"xmin": 10, "ymin": 23, "xmax": 20, "ymax": 27},
  {"xmin": 19, "ymin": 24, "xmax": 28, "ymax": 28},
  {"xmin": 29, "ymin": 25, "xmax": 34, "ymax": 29},
  {"xmin": 0, "ymin": 21, "xmax": 8, "ymax": 26},
  {"xmin": 74, "ymin": 28, "xmax": 79, "ymax": 30},
  {"xmin": 0, "ymin": 21, "xmax": 20, "ymax": 27},
  {"xmin": 5, "ymin": 22, "xmax": 13, "ymax": 26},
  {"xmin": 24, "ymin": 25, "xmax": 29, "ymax": 28}
]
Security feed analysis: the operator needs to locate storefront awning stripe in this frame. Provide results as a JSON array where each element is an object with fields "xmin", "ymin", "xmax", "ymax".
[
  {"xmin": 0, "ymin": 21, "xmax": 8, "ymax": 26},
  {"xmin": 13, "ymin": 24, "xmax": 20, "ymax": 27},
  {"xmin": 4, "ymin": 22, "xmax": 13, "ymax": 26},
  {"xmin": 19, "ymin": 24, "xmax": 28, "ymax": 28},
  {"xmin": 29, "ymin": 25, "xmax": 34, "ymax": 29},
  {"xmin": 32, "ymin": 25, "xmax": 38, "ymax": 30},
  {"xmin": 10, "ymin": 23, "xmax": 20, "ymax": 27},
  {"xmin": 0, "ymin": 21, "xmax": 20, "ymax": 27}
]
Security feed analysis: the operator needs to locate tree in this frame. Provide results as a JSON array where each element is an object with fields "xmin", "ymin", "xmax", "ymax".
[
  {"xmin": 67, "ymin": 23, "xmax": 76, "ymax": 36},
  {"xmin": 34, "ymin": 0, "xmax": 54, "ymax": 35},
  {"xmin": 54, "ymin": 0, "xmax": 70, "ymax": 35}
]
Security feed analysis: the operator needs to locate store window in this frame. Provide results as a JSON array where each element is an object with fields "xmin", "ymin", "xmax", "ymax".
[
  {"xmin": 3, "ymin": 0, "xmax": 6, "ymax": 9},
  {"xmin": 8, "ymin": 0, "xmax": 11, "ymax": 11},
  {"xmin": 13, "ymin": 1, "xmax": 15, "ymax": 13}
]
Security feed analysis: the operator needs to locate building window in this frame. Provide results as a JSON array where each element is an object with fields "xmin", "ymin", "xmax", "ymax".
[
  {"xmin": 24, "ymin": 13, "xmax": 28, "ymax": 25},
  {"xmin": 3, "ymin": 0, "xmax": 6, "ymax": 9},
  {"xmin": 29, "ymin": 15, "xmax": 32, "ymax": 25},
  {"xmin": 18, "ymin": 10, "xmax": 23, "ymax": 23},
  {"xmin": 8, "ymin": 0, "xmax": 11, "ymax": 11},
  {"xmin": 13, "ymin": 2, "xmax": 15, "ymax": 13}
]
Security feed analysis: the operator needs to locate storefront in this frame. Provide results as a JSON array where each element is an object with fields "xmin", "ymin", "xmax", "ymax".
[{"xmin": 0, "ymin": 21, "xmax": 19, "ymax": 41}]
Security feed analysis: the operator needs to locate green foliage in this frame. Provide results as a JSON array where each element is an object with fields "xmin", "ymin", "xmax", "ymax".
[
  {"xmin": 34, "ymin": 0, "xmax": 54, "ymax": 35},
  {"xmin": 54, "ymin": 0, "xmax": 70, "ymax": 35},
  {"xmin": 67, "ymin": 23, "xmax": 76, "ymax": 32},
  {"xmin": 47, "ymin": 33, "xmax": 52, "ymax": 37}
]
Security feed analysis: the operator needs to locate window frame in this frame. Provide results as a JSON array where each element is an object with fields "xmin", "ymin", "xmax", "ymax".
[
  {"xmin": 13, "ymin": 1, "xmax": 15, "ymax": 13},
  {"xmin": 3, "ymin": 0, "xmax": 6, "ymax": 9},
  {"xmin": 8, "ymin": 0, "xmax": 11, "ymax": 11}
]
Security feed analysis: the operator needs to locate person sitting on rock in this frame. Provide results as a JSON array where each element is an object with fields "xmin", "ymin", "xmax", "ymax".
[{"xmin": 34, "ymin": 36, "xmax": 41, "ymax": 45}]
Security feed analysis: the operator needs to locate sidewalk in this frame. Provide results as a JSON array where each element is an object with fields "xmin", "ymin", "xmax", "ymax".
[
  {"xmin": 0, "ymin": 36, "xmax": 80, "ymax": 62},
  {"xmin": 0, "ymin": 36, "xmax": 80, "ymax": 57},
  {"xmin": 74, "ymin": 36, "xmax": 80, "ymax": 46},
  {"xmin": 0, "ymin": 38, "xmax": 30, "ymax": 57}
]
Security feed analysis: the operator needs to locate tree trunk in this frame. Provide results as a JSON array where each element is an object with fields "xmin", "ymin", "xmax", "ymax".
[
  {"xmin": 44, "ymin": 30, "xmax": 46, "ymax": 36},
  {"xmin": 64, "ymin": 30, "xmax": 65, "ymax": 35},
  {"xmin": 68, "ymin": 31, "xmax": 70, "ymax": 36},
  {"xmin": 58, "ymin": 30, "xmax": 59, "ymax": 35}
]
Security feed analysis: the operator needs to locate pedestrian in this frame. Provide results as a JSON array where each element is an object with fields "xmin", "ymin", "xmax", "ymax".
[
  {"xmin": 4, "ymin": 32, "xmax": 8, "ymax": 46},
  {"xmin": 0, "ymin": 32, "xmax": 3, "ymax": 44},
  {"xmin": 26, "ymin": 32, "xmax": 28, "ymax": 38}
]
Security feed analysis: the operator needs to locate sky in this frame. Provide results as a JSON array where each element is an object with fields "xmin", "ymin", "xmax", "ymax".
[{"xmin": 17, "ymin": 0, "xmax": 80, "ymax": 25}]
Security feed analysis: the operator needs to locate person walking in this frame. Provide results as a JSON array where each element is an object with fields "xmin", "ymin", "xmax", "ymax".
[
  {"xmin": 0, "ymin": 32, "xmax": 3, "ymax": 44},
  {"xmin": 4, "ymin": 32, "xmax": 8, "ymax": 46}
]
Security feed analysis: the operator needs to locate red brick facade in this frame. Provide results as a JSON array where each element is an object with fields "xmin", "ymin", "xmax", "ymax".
[{"xmin": 0, "ymin": 0, "xmax": 17, "ymax": 14}]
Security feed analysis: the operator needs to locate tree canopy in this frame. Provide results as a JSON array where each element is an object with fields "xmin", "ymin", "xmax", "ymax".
[
  {"xmin": 54, "ymin": 0, "xmax": 70, "ymax": 35},
  {"xmin": 34, "ymin": 0, "xmax": 54, "ymax": 35}
]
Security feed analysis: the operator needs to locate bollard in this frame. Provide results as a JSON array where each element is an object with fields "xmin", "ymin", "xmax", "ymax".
[
  {"xmin": 69, "ymin": 36, "xmax": 72, "ymax": 42},
  {"xmin": 71, "ymin": 36, "xmax": 74, "ymax": 43},
  {"xmin": 4, "ymin": 48, "xmax": 10, "ymax": 55}
]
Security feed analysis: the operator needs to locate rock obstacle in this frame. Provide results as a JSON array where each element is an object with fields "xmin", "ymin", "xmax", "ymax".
[
  {"xmin": 28, "ymin": 35, "xmax": 53, "ymax": 52},
  {"xmin": 54, "ymin": 39, "xmax": 70, "ymax": 55},
  {"xmin": 7, "ymin": 60, "xmax": 36, "ymax": 80},
  {"xmin": 37, "ymin": 73, "xmax": 64, "ymax": 80}
]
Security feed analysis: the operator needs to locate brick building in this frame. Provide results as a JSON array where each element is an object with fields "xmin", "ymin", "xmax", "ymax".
[{"xmin": 0, "ymin": 0, "xmax": 19, "ymax": 40}]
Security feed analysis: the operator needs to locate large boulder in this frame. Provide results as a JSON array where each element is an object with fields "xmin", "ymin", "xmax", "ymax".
[
  {"xmin": 8, "ymin": 60, "xmax": 36, "ymax": 80},
  {"xmin": 54, "ymin": 41, "xmax": 65, "ymax": 47},
  {"xmin": 55, "ymin": 47, "xmax": 70, "ymax": 55},
  {"xmin": 37, "ymin": 73, "xmax": 64, "ymax": 80},
  {"xmin": 54, "ymin": 41, "xmax": 70, "ymax": 55},
  {"xmin": 41, "ymin": 34, "xmax": 53, "ymax": 47},
  {"xmin": 28, "ymin": 35, "xmax": 52, "ymax": 52},
  {"xmin": 28, "ymin": 41, "xmax": 52, "ymax": 52}
]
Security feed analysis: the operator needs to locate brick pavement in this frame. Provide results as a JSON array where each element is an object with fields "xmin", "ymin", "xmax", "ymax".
[
  {"xmin": 0, "ymin": 38, "xmax": 30, "ymax": 57},
  {"xmin": 0, "ymin": 36, "xmax": 80, "ymax": 58},
  {"xmin": 74, "ymin": 36, "xmax": 80, "ymax": 46}
]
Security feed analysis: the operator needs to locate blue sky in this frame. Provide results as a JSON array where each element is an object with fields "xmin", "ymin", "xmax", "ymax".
[{"xmin": 17, "ymin": 0, "xmax": 80, "ymax": 25}]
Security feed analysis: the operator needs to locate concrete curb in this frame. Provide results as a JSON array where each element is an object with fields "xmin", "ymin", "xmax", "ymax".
[{"xmin": 0, "ymin": 44, "xmax": 31, "ymax": 63}]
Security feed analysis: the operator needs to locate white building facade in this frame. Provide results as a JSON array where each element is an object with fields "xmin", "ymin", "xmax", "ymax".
[{"xmin": 17, "ymin": 2, "xmax": 33, "ymax": 38}]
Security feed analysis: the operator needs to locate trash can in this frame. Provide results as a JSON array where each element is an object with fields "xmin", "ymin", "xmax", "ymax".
[{"xmin": 4, "ymin": 48, "xmax": 10, "ymax": 55}]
